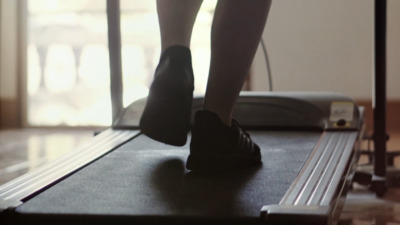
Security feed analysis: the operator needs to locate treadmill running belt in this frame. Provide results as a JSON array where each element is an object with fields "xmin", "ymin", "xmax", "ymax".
[{"xmin": 16, "ymin": 131, "xmax": 321, "ymax": 219}]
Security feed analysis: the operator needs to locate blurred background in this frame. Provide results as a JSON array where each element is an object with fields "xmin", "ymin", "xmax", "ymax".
[{"xmin": 1, "ymin": 0, "xmax": 399, "ymax": 129}]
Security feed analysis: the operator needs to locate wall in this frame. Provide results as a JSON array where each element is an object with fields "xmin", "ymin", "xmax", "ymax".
[
  {"xmin": 251, "ymin": 0, "xmax": 400, "ymax": 100},
  {"xmin": 1, "ymin": 0, "xmax": 399, "ymax": 128},
  {"xmin": 0, "ymin": 0, "xmax": 22, "ymax": 128}
]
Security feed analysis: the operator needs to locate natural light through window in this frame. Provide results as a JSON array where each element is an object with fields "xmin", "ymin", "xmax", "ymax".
[{"xmin": 27, "ymin": 0, "xmax": 216, "ymax": 126}]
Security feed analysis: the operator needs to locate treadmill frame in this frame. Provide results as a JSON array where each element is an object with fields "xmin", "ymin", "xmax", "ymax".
[{"xmin": 1, "ymin": 92, "xmax": 364, "ymax": 225}]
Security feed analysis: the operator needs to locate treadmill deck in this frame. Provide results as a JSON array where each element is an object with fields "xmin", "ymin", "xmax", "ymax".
[{"xmin": 16, "ymin": 131, "xmax": 321, "ymax": 219}]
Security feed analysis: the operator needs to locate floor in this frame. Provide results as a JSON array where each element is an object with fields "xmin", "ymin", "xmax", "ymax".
[
  {"xmin": 340, "ymin": 129, "xmax": 400, "ymax": 225},
  {"xmin": 0, "ymin": 128, "xmax": 399, "ymax": 225}
]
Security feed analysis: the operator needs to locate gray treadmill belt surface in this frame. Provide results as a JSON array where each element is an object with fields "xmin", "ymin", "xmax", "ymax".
[{"xmin": 16, "ymin": 131, "xmax": 321, "ymax": 219}]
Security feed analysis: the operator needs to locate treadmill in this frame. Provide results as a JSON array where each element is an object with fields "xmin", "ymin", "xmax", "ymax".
[
  {"xmin": 0, "ymin": 1, "xmax": 371, "ymax": 224},
  {"xmin": 0, "ymin": 91, "xmax": 364, "ymax": 225}
]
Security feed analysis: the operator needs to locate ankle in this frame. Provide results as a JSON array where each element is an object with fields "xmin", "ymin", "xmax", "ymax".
[{"xmin": 201, "ymin": 108, "xmax": 231, "ymax": 126}]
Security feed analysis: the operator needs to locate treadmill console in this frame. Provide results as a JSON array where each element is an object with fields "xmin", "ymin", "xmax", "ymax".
[{"xmin": 113, "ymin": 91, "xmax": 361, "ymax": 131}]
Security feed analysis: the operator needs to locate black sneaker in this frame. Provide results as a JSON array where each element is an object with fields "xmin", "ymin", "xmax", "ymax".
[
  {"xmin": 139, "ymin": 46, "xmax": 194, "ymax": 146},
  {"xmin": 187, "ymin": 110, "xmax": 262, "ymax": 171}
]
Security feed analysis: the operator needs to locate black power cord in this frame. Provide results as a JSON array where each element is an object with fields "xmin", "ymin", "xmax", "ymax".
[{"xmin": 260, "ymin": 38, "xmax": 273, "ymax": 92}]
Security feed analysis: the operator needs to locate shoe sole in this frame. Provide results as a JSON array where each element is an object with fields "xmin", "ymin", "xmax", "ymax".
[{"xmin": 140, "ymin": 85, "xmax": 192, "ymax": 146}]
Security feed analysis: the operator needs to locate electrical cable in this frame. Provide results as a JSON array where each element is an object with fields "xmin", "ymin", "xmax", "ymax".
[{"xmin": 260, "ymin": 38, "xmax": 273, "ymax": 92}]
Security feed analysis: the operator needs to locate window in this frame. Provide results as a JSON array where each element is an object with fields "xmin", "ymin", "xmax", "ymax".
[{"xmin": 27, "ymin": 0, "xmax": 216, "ymax": 126}]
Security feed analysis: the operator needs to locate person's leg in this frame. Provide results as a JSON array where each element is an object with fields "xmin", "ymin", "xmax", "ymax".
[
  {"xmin": 204, "ymin": 0, "xmax": 272, "ymax": 125},
  {"xmin": 157, "ymin": 0, "xmax": 203, "ymax": 52},
  {"xmin": 187, "ymin": 0, "xmax": 272, "ymax": 171},
  {"xmin": 140, "ymin": 0, "xmax": 203, "ymax": 146}
]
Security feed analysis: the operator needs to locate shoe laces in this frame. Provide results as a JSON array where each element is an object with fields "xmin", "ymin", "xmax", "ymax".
[{"xmin": 231, "ymin": 119, "xmax": 250, "ymax": 138}]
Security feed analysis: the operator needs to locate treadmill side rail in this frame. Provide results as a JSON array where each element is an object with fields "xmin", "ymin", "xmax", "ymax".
[
  {"xmin": 0, "ymin": 129, "xmax": 139, "ymax": 211},
  {"xmin": 260, "ymin": 205, "xmax": 331, "ymax": 225},
  {"xmin": 260, "ymin": 131, "xmax": 359, "ymax": 225}
]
